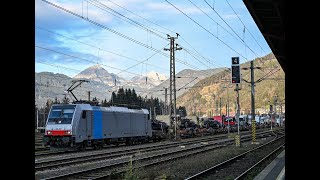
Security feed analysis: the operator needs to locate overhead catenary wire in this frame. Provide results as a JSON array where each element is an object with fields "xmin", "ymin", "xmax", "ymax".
[
  {"xmin": 41, "ymin": 0, "xmax": 212, "ymax": 77},
  {"xmin": 36, "ymin": 44, "xmax": 185, "ymax": 94},
  {"xmin": 35, "ymin": 45, "xmax": 157, "ymax": 76},
  {"xmin": 86, "ymin": 0, "xmax": 168, "ymax": 41},
  {"xmin": 187, "ymin": 0, "xmax": 242, "ymax": 44},
  {"xmin": 255, "ymin": 68, "xmax": 281, "ymax": 83},
  {"xmin": 36, "ymin": 59, "xmax": 122, "ymax": 89},
  {"xmin": 36, "ymin": 45, "xmax": 144, "ymax": 77},
  {"xmin": 89, "ymin": 0, "xmax": 217, "ymax": 72},
  {"xmin": 182, "ymin": 48, "xmax": 211, "ymax": 69},
  {"xmin": 165, "ymin": 0, "xmax": 247, "ymax": 60},
  {"xmin": 203, "ymin": 0, "xmax": 259, "ymax": 60},
  {"xmin": 224, "ymin": 0, "xmax": 267, "ymax": 55},
  {"xmin": 36, "ymin": 59, "xmax": 80, "ymax": 73},
  {"xmin": 105, "ymin": 0, "xmax": 171, "ymax": 35},
  {"xmin": 178, "ymin": 36, "xmax": 226, "ymax": 69},
  {"xmin": 86, "ymin": 1, "xmax": 226, "ymax": 71},
  {"xmin": 35, "ymin": 63, "xmax": 107, "ymax": 96},
  {"xmin": 36, "ymin": 61, "xmax": 154, "ymax": 101},
  {"xmin": 116, "ymin": 43, "xmax": 170, "ymax": 76},
  {"xmin": 177, "ymin": 77, "xmax": 198, "ymax": 91},
  {"xmin": 36, "ymin": 26, "xmax": 169, "ymax": 72},
  {"xmin": 106, "ymin": 0, "xmax": 226, "ymax": 71},
  {"xmin": 36, "ymin": 46, "xmax": 190, "ymax": 92},
  {"xmin": 36, "ymin": 43, "xmax": 169, "ymax": 81}
]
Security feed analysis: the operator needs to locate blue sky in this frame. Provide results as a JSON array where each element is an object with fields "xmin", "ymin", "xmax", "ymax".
[{"xmin": 35, "ymin": 0, "xmax": 272, "ymax": 79}]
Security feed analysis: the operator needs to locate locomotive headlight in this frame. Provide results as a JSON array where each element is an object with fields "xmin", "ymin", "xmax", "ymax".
[
  {"xmin": 65, "ymin": 130, "xmax": 71, "ymax": 134},
  {"xmin": 47, "ymin": 131, "xmax": 52, "ymax": 135}
]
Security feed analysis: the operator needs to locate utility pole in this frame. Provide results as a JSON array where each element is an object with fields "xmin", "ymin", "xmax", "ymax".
[
  {"xmin": 219, "ymin": 97, "xmax": 222, "ymax": 116},
  {"xmin": 251, "ymin": 61, "xmax": 255, "ymax": 123},
  {"xmin": 225, "ymin": 104, "xmax": 227, "ymax": 116},
  {"xmin": 235, "ymin": 84, "xmax": 241, "ymax": 135},
  {"xmin": 150, "ymin": 107, "xmax": 152, "ymax": 120},
  {"xmin": 241, "ymin": 60, "xmax": 261, "ymax": 144},
  {"xmin": 274, "ymin": 95, "xmax": 278, "ymax": 127},
  {"xmin": 223, "ymin": 84, "xmax": 231, "ymax": 134},
  {"xmin": 270, "ymin": 103, "xmax": 273, "ymax": 130},
  {"xmin": 88, "ymin": 91, "xmax": 91, "ymax": 102},
  {"xmin": 43, "ymin": 112, "xmax": 46, "ymax": 128},
  {"xmin": 164, "ymin": 88, "xmax": 168, "ymax": 115},
  {"xmin": 227, "ymin": 86, "xmax": 230, "ymax": 134},
  {"xmin": 227, "ymin": 92, "xmax": 230, "ymax": 117},
  {"xmin": 36, "ymin": 108, "xmax": 39, "ymax": 131},
  {"xmin": 280, "ymin": 101, "xmax": 283, "ymax": 126},
  {"xmin": 164, "ymin": 33, "xmax": 182, "ymax": 140},
  {"xmin": 250, "ymin": 61, "xmax": 257, "ymax": 144}
]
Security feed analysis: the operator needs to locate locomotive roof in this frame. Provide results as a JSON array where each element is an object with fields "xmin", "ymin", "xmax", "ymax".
[
  {"xmin": 52, "ymin": 104, "xmax": 149, "ymax": 114},
  {"xmin": 92, "ymin": 106, "xmax": 149, "ymax": 114}
]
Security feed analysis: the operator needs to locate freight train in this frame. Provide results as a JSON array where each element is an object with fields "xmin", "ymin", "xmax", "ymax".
[
  {"xmin": 43, "ymin": 104, "xmax": 167, "ymax": 150},
  {"xmin": 43, "ymin": 104, "xmax": 257, "ymax": 150}
]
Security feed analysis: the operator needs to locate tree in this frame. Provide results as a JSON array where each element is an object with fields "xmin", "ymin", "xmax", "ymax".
[
  {"xmin": 62, "ymin": 96, "xmax": 70, "ymax": 104},
  {"xmin": 111, "ymin": 92, "xmax": 116, "ymax": 106},
  {"xmin": 127, "ymin": 88, "xmax": 132, "ymax": 106},
  {"xmin": 102, "ymin": 98, "xmax": 107, "ymax": 107},
  {"xmin": 54, "ymin": 97, "xmax": 60, "ymax": 104},
  {"xmin": 117, "ymin": 88, "xmax": 125, "ymax": 106},
  {"xmin": 131, "ymin": 89, "xmax": 138, "ymax": 107},
  {"xmin": 92, "ymin": 97, "xmax": 99, "ymax": 106},
  {"xmin": 45, "ymin": 99, "xmax": 53, "ymax": 113}
]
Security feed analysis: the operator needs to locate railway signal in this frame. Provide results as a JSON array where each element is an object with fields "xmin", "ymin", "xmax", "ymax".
[{"xmin": 231, "ymin": 57, "xmax": 241, "ymax": 84}]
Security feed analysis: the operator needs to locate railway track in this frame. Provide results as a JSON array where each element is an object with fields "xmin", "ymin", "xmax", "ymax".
[
  {"xmin": 184, "ymin": 135, "xmax": 285, "ymax": 180},
  {"xmin": 233, "ymin": 145, "xmax": 284, "ymax": 180},
  {"xmin": 35, "ymin": 130, "xmax": 278, "ymax": 179},
  {"xmin": 37, "ymin": 131, "xmax": 271, "ymax": 170},
  {"xmin": 35, "ymin": 130, "xmax": 265, "ymax": 171},
  {"xmin": 35, "ymin": 127, "xmax": 283, "ymax": 159},
  {"xmin": 35, "ymin": 134, "xmax": 44, "ymax": 147},
  {"xmin": 35, "ymin": 126, "xmax": 282, "ymax": 157}
]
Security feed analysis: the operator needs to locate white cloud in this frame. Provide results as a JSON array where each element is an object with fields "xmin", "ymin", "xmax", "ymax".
[{"xmin": 35, "ymin": 0, "xmax": 113, "ymax": 24}]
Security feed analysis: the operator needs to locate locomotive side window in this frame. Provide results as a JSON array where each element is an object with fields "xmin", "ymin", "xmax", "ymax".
[{"xmin": 82, "ymin": 110, "xmax": 86, "ymax": 119}]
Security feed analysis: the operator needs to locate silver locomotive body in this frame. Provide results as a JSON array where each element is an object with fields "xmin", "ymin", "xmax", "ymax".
[{"xmin": 43, "ymin": 104, "xmax": 152, "ymax": 149}]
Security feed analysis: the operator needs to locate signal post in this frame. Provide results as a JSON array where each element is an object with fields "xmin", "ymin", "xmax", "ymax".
[{"xmin": 231, "ymin": 57, "xmax": 241, "ymax": 147}]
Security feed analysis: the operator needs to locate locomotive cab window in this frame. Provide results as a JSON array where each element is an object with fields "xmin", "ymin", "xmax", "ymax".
[
  {"xmin": 82, "ymin": 111, "xmax": 86, "ymax": 119},
  {"xmin": 47, "ymin": 107, "xmax": 75, "ymax": 124}
]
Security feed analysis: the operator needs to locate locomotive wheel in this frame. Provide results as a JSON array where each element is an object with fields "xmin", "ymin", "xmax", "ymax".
[
  {"xmin": 78, "ymin": 142, "xmax": 86, "ymax": 151},
  {"xmin": 126, "ymin": 141, "xmax": 132, "ymax": 146},
  {"xmin": 94, "ymin": 143, "xmax": 103, "ymax": 150}
]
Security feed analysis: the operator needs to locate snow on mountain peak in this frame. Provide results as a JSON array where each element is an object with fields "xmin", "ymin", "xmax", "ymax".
[
  {"xmin": 146, "ymin": 71, "xmax": 167, "ymax": 81},
  {"xmin": 89, "ymin": 64, "xmax": 103, "ymax": 70}
]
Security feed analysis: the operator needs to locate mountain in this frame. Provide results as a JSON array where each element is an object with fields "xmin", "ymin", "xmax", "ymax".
[
  {"xmin": 35, "ymin": 72, "xmax": 112, "ymax": 108},
  {"xmin": 35, "ymin": 65, "xmax": 232, "ymax": 108},
  {"xmin": 130, "ymin": 71, "xmax": 167, "ymax": 86},
  {"xmin": 143, "ymin": 67, "xmax": 228, "ymax": 100},
  {"xmin": 176, "ymin": 53, "xmax": 285, "ymax": 117},
  {"xmin": 73, "ymin": 65, "xmax": 126, "ymax": 86},
  {"xmin": 35, "ymin": 65, "xmax": 168, "ymax": 107}
]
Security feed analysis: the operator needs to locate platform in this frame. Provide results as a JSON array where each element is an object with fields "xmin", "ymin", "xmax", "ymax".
[{"xmin": 254, "ymin": 149, "xmax": 285, "ymax": 180}]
